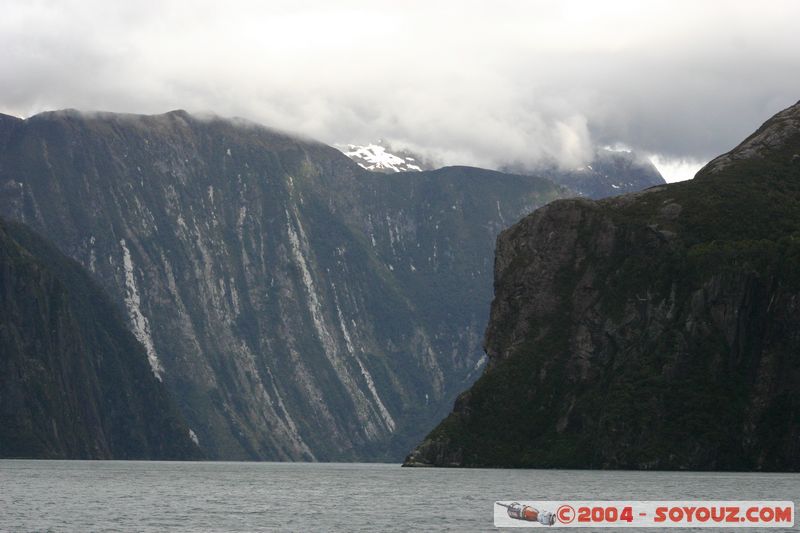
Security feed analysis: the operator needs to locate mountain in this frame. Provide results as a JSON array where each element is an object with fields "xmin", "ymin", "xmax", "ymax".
[
  {"xmin": 404, "ymin": 100, "xmax": 800, "ymax": 471},
  {"xmin": 338, "ymin": 139, "xmax": 665, "ymax": 199},
  {"xmin": 542, "ymin": 149, "xmax": 666, "ymax": 199},
  {"xmin": 337, "ymin": 141, "xmax": 433, "ymax": 173},
  {"xmin": 501, "ymin": 149, "xmax": 666, "ymax": 199},
  {"xmin": 0, "ymin": 109, "xmax": 569, "ymax": 460},
  {"xmin": 0, "ymin": 218, "xmax": 202, "ymax": 459}
]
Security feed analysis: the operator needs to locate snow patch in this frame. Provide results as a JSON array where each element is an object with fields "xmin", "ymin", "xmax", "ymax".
[
  {"xmin": 188, "ymin": 428, "xmax": 200, "ymax": 446},
  {"xmin": 339, "ymin": 143, "xmax": 423, "ymax": 173}
]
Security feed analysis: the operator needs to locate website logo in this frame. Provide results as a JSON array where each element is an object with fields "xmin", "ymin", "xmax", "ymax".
[{"xmin": 494, "ymin": 501, "xmax": 794, "ymax": 528}]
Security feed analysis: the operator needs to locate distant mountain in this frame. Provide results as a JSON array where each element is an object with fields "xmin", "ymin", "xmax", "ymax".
[
  {"xmin": 0, "ymin": 218, "xmax": 202, "ymax": 459},
  {"xmin": 502, "ymin": 149, "xmax": 666, "ymax": 199},
  {"xmin": 337, "ymin": 140, "xmax": 433, "ymax": 173},
  {"xmin": 543, "ymin": 149, "xmax": 666, "ymax": 199},
  {"xmin": 405, "ymin": 100, "xmax": 800, "ymax": 471},
  {"xmin": 0, "ymin": 109, "xmax": 569, "ymax": 460},
  {"xmin": 339, "ymin": 140, "xmax": 665, "ymax": 199}
]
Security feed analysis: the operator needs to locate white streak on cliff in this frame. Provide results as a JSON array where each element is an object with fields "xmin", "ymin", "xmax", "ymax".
[
  {"xmin": 285, "ymin": 206, "xmax": 383, "ymax": 439},
  {"xmin": 332, "ymin": 285, "xmax": 396, "ymax": 432},
  {"xmin": 88, "ymin": 235, "xmax": 97, "ymax": 272},
  {"xmin": 120, "ymin": 238, "xmax": 164, "ymax": 381}
]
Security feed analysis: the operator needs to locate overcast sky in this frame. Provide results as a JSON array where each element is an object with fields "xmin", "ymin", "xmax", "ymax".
[{"xmin": 2, "ymin": 0, "xmax": 799, "ymax": 181}]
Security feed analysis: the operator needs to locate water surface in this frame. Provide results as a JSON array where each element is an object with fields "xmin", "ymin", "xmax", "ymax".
[{"xmin": 1, "ymin": 461, "xmax": 797, "ymax": 531}]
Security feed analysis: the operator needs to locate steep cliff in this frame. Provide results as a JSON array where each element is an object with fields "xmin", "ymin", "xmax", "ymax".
[
  {"xmin": 0, "ymin": 110, "xmax": 568, "ymax": 460},
  {"xmin": 405, "ymin": 100, "xmax": 800, "ymax": 471},
  {"xmin": 0, "ymin": 219, "xmax": 201, "ymax": 459}
]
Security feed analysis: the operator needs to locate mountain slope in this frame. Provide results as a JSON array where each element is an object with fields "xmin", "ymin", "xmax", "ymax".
[
  {"xmin": 0, "ymin": 218, "xmax": 201, "ymax": 459},
  {"xmin": 0, "ymin": 109, "xmax": 568, "ymax": 460},
  {"xmin": 404, "ymin": 100, "xmax": 800, "ymax": 471}
]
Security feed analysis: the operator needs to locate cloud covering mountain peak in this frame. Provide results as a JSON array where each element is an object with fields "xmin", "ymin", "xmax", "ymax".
[{"xmin": 2, "ymin": 0, "xmax": 799, "ymax": 177}]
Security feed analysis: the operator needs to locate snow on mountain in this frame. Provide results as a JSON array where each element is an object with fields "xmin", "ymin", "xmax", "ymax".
[
  {"xmin": 338, "ymin": 141, "xmax": 428, "ymax": 173},
  {"xmin": 340, "ymin": 140, "xmax": 664, "ymax": 199}
]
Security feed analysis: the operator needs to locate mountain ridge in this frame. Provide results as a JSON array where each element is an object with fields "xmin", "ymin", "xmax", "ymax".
[
  {"xmin": 336, "ymin": 136, "xmax": 666, "ymax": 199},
  {"xmin": 0, "ymin": 108, "xmax": 569, "ymax": 460}
]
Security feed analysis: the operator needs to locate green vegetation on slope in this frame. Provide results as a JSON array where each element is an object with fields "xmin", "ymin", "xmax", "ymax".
[
  {"xmin": 0, "ymin": 219, "xmax": 202, "ymax": 459},
  {"xmin": 406, "ymin": 101, "xmax": 800, "ymax": 471}
]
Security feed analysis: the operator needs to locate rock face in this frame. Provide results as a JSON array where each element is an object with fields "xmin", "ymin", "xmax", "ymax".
[
  {"xmin": 0, "ymin": 109, "xmax": 568, "ymax": 460},
  {"xmin": 405, "ymin": 100, "xmax": 800, "ymax": 471},
  {"xmin": 0, "ymin": 219, "xmax": 201, "ymax": 459}
]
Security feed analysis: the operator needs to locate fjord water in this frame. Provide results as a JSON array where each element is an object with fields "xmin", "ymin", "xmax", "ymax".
[{"xmin": 1, "ymin": 461, "xmax": 797, "ymax": 532}]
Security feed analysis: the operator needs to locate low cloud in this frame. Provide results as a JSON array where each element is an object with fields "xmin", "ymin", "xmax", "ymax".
[
  {"xmin": 2, "ymin": 0, "xmax": 799, "ymax": 176},
  {"xmin": 649, "ymin": 155, "xmax": 706, "ymax": 184}
]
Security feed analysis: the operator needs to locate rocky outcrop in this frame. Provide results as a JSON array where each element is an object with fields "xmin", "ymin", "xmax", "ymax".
[
  {"xmin": 701, "ymin": 101, "xmax": 800, "ymax": 174},
  {"xmin": 0, "ymin": 109, "xmax": 568, "ymax": 460},
  {"xmin": 0, "ymin": 219, "xmax": 202, "ymax": 459},
  {"xmin": 405, "ymin": 100, "xmax": 800, "ymax": 471}
]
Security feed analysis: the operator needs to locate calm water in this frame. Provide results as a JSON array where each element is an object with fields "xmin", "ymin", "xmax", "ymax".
[{"xmin": 1, "ymin": 461, "xmax": 798, "ymax": 532}]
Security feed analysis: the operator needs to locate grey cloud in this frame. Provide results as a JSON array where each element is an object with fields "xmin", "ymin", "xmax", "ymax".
[{"xmin": 1, "ymin": 0, "xmax": 799, "ymax": 173}]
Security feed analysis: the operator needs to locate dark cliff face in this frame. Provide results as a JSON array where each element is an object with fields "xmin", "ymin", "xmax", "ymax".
[
  {"xmin": 0, "ymin": 219, "xmax": 201, "ymax": 459},
  {"xmin": 405, "ymin": 100, "xmax": 800, "ymax": 471},
  {"xmin": 0, "ymin": 109, "xmax": 568, "ymax": 460}
]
